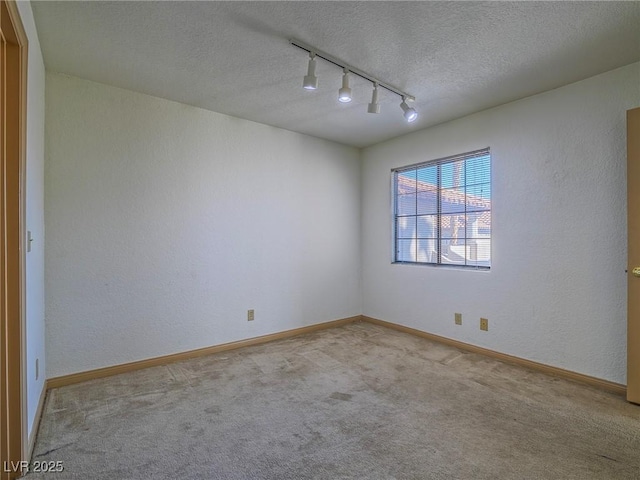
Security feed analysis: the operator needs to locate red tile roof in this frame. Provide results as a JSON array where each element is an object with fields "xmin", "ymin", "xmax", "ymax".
[{"xmin": 397, "ymin": 175, "xmax": 491, "ymax": 229}]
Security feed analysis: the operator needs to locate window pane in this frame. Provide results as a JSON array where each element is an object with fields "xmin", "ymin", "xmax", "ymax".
[
  {"xmin": 441, "ymin": 187, "xmax": 466, "ymax": 214},
  {"xmin": 466, "ymin": 155, "xmax": 490, "ymax": 185},
  {"xmin": 441, "ymin": 238, "xmax": 465, "ymax": 265},
  {"xmin": 441, "ymin": 215, "xmax": 465, "ymax": 241},
  {"xmin": 465, "ymin": 212, "xmax": 491, "ymax": 237},
  {"xmin": 416, "ymin": 238, "xmax": 438, "ymax": 263},
  {"xmin": 416, "ymin": 165, "xmax": 438, "ymax": 190},
  {"xmin": 396, "ymin": 170, "xmax": 417, "ymax": 194},
  {"xmin": 396, "ymin": 239, "xmax": 415, "ymax": 262},
  {"xmin": 466, "ymin": 183, "xmax": 490, "ymax": 213},
  {"xmin": 465, "ymin": 239, "xmax": 491, "ymax": 267},
  {"xmin": 397, "ymin": 193, "xmax": 416, "ymax": 216},
  {"xmin": 396, "ymin": 216, "xmax": 417, "ymax": 239},
  {"xmin": 416, "ymin": 215, "xmax": 438, "ymax": 238},
  {"xmin": 416, "ymin": 189, "xmax": 438, "ymax": 215},
  {"xmin": 479, "ymin": 211, "xmax": 491, "ymax": 236},
  {"xmin": 440, "ymin": 161, "xmax": 465, "ymax": 189}
]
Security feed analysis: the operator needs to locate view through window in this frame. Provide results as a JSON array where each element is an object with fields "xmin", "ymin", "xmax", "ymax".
[{"xmin": 393, "ymin": 148, "xmax": 491, "ymax": 268}]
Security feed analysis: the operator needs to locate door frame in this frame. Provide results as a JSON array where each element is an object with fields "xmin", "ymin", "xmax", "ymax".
[
  {"xmin": 628, "ymin": 107, "xmax": 640, "ymax": 405},
  {"xmin": 1, "ymin": 0, "xmax": 27, "ymax": 478}
]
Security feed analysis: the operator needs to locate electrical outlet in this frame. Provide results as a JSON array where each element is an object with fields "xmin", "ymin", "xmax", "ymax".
[
  {"xmin": 35, "ymin": 358, "xmax": 39, "ymax": 380},
  {"xmin": 247, "ymin": 309, "xmax": 255, "ymax": 321},
  {"xmin": 455, "ymin": 313, "xmax": 462, "ymax": 325},
  {"xmin": 480, "ymin": 318, "xmax": 489, "ymax": 331}
]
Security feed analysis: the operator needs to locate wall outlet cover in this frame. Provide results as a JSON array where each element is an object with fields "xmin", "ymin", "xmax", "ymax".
[{"xmin": 480, "ymin": 318, "xmax": 489, "ymax": 331}]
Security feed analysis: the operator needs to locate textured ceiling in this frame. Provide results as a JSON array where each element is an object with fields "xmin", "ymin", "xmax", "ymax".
[{"xmin": 32, "ymin": 1, "xmax": 640, "ymax": 148}]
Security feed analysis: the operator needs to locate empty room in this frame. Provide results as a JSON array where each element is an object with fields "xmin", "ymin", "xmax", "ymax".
[{"xmin": 2, "ymin": 1, "xmax": 640, "ymax": 479}]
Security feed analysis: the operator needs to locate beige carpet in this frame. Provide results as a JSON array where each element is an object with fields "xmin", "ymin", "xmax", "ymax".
[{"xmin": 29, "ymin": 322, "xmax": 640, "ymax": 479}]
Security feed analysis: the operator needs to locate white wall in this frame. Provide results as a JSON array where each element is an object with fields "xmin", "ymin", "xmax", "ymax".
[
  {"xmin": 16, "ymin": 0, "xmax": 46, "ymax": 442},
  {"xmin": 362, "ymin": 63, "xmax": 640, "ymax": 384},
  {"xmin": 45, "ymin": 73, "xmax": 361, "ymax": 378},
  {"xmin": 44, "ymin": 57, "xmax": 638, "ymax": 385}
]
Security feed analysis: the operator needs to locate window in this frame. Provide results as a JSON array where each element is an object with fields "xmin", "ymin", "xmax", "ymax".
[{"xmin": 393, "ymin": 148, "xmax": 491, "ymax": 269}]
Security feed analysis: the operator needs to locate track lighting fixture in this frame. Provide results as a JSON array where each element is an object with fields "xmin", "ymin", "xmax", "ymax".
[
  {"xmin": 367, "ymin": 83, "xmax": 380, "ymax": 114},
  {"xmin": 400, "ymin": 97, "xmax": 418, "ymax": 123},
  {"xmin": 290, "ymin": 38, "xmax": 417, "ymax": 124},
  {"xmin": 303, "ymin": 52, "xmax": 318, "ymax": 90},
  {"xmin": 338, "ymin": 69, "xmax": 352, "ymax": 103}
]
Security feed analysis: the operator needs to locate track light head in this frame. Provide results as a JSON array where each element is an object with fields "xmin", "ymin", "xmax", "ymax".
[
  {"xmin": 400, "ymin": 98, "xmax": 418, "ymax": 122},
  {"xmin": 367, "ymin": 83, "xmax": 380, "ymax": 114},
  {"xmin": 338, "ymin": 69, "xmax": 352, "ymax": 103},
  {"xmin": 303, "ymin": 53, "xmax": 318, "ymax": 90}
]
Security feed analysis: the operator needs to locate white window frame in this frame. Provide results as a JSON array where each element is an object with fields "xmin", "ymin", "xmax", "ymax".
[{"xmin": 392, "ymin": 148, "xmax": 491, "ymax": 269}]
